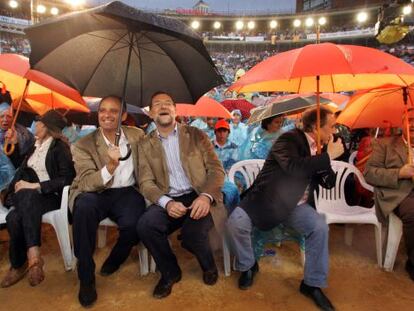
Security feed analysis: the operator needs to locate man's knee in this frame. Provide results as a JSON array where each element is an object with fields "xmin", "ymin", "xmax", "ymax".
[
  {"xmin": 137, "ymin": 209, "xmax": 167, "ymax": 239},
  {"xmin": 313, "ymin": 216, "xmax": 329, "ymax": 236},
  {"xmin": 226, "ymin": 207, "xmax": 251, "ymax": 235},
  {"xmin": 73, "ymin": 195, "xmax": 99, "ymax": 223}
]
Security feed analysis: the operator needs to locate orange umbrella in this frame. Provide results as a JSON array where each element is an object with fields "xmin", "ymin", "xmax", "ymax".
[
  {"xmin": 336, "ymin": 86, "xmax": 414, "ymax": 129},
  {"xmin": 337, "ymin": 85, "xmax": 414, "ymax": 164},
  {"xmin": 229, "ymin": 43, "xmax": 414, "ymax": 152},
  {"xmin": 0, "ymin": 54, "xmax": 88, "ymax": 114},
  {"xmin": 176, "ymin": 96, "xmax": 231, "ymax": 119},
  {"xmin": 0, "ymin": 53, "xmax": 88, "ymax": 154}
]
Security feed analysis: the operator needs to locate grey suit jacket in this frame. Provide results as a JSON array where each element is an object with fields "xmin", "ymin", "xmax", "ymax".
[{"xmin": 364, "ymin": 136, "xmax": 413, "ymax": 222}]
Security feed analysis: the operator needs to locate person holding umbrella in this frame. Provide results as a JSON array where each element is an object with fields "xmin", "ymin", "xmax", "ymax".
[
  {"xmin": 0, "ymin": 102, "xmax": 35, "ymax": 168},
  {"xmin": 364, "ymin": 108, "xmax": 414, "ymax": 282},
  {"xmin": 69, "ymin": 96, "xmax": 147, "ymax": 307},
  {"xmin": 226, "ymin": 107, "xmax": 344, "ymax": 311},
  {"xmin": 137, "ymin": 91, "xmax": 226, "ymax": 299}
]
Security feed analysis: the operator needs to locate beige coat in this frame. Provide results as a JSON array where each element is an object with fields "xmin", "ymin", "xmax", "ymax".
[
  {"xmin": 69, "ymin": 126, "xmax": 144, "ymax": 211},
  {"xmin": 364, "ymin": 136, "xmax": 413, "ymax": 222},
  {"xmin": 138, "ymin": 124, "xmax": 227, "ymax": 232}
]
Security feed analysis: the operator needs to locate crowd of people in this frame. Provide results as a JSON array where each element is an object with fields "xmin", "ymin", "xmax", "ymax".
[
  {"xmin": 1, "ymin": 80, "xmax": 414, "ymax": 311},
  {"xmin": 0, "ymin": 9, "xmax": 414, "ymax": 310}
]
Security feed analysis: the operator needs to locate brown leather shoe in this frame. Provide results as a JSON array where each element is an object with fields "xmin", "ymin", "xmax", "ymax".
[
  {"xmin": 1, "ymin": 263, "xmax": 28, "ymax": 288},
  {"xmin": 28, "ymin": 257, "xmax": 45, "ymax": 287}
]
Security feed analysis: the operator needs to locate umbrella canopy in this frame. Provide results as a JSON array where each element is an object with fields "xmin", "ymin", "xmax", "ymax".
[
  {"xmin": 176, "ymin": 96, "xmax": 231, "ymax": 118},
  {"xmin": 84, "ymin": 97, "xmax": 147, "ymax": 114},
  {"xmin": 248, "ymin": 95, "xmax": 333, "ymax": 124},
  {"xmin": 0, "ymin": 54, "xmax": 88, "ymax": 114},
  {"xmin": 268, "ymin": 92, "xmax": 349, "ymax": 106},
  {"xmin": 220, "ymin": 99, "xmax": 255, "ymax": 120},
  {"xmin": 25, "ymin": 1, "xmax": 223, "ymax": 107},
  {"xmin": 336, "ymin": 86, "xmax": 414, "ymax": 129},
  {"xmin": 229, "ymin": 43, "xmax": 414, "ymax": 94}
]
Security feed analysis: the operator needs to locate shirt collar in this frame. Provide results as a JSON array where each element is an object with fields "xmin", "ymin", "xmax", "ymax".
[
  {"xmin": 101, "ymin": 128, "xmax": 126, "ymax": 147},
  {"xmin": 304, "ymin": 132, "xmax": 317, "ymax": 151},
  {"xmin": 157, "ymin": 123, "xmax": 178, "ymax": 140},
  {"xmin": 35, "ymin": 136, "xmax": 53, "ymax": 149}
]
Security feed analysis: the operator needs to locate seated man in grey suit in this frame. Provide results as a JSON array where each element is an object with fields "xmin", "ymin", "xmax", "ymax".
[{"xmin": 365, "ymin": 108, "xmax": 414, "ymax": 282}]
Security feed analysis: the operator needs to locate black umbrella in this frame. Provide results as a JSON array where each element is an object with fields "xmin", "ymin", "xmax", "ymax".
[{"xmin": 25, "ymin": 1, "xmax": 223, "ymax": 153}]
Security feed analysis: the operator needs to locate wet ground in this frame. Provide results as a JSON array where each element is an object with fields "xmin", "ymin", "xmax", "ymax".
[{"xmin": 0, "ymin": 224, "xmax": 413, "ymax": 311}]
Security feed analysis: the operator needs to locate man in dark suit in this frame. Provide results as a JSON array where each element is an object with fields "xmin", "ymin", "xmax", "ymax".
[{"xmin": 227, "ymin": 106, "xmax": 344, "ymax": 311}]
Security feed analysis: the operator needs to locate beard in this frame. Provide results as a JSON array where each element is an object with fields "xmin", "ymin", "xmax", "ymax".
[{"xmin": 156, "ymin": 115, "xmax": 174, "ymax": 127}]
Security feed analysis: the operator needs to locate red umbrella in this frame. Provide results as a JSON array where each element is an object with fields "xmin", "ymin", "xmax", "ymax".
[
  {"xmin": 220, "ymin": 98, "xmax": 255, "ymax": 120},
  {"xmin": 176, "ymin": 96, "xmax": 231, "ymax": 119},
  {"xmin": 229, "ymin": 43, "xmax": 414, "ymax": 152}
]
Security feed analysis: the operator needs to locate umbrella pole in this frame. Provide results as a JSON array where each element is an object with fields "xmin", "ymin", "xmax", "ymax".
[
  {"xmin": 3, "ymin": 79, "xmax": 30, "ymax": 156},
  {"xmin": 116, "ymin": 31, "xmax": 133, "ymax": 161},
  {"xmin": 403, "ymin": 87, "xmax": 412, "ymax": 165},
  {"xmin": 316, "ymin": 75, "xmax": 321, "ymax": 154}
]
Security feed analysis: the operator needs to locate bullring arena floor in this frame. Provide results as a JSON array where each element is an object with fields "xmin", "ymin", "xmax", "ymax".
[{"xmin": 0, "ymin": 223, "xmax": 413, "ymax": 311}]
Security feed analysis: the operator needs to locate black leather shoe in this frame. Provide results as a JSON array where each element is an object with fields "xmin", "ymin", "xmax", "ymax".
[
  {"xmin": 99, "ymin": 261, "xmax": 120, "ymax": 277},
  {"xmin": 238, "ymin": 261, "xmax": 259, "ymax": 290},
  {"xmin": 78, "ymin": 279, "xmax": 97, "ymax": 308},
  {"xmin": 203, "ymin": 269, "xmax": 218, "ymax": 285},
  {"xmin": 153, "ymin": 273, "xmax": 182, "ymax": 299},
  {"xmin": 405, "ymin": 260, "xmax": 414, "ymax": 281},
  {"xmin": 299, "ymin": 280, "xmax": 335, "ymax": 311}
]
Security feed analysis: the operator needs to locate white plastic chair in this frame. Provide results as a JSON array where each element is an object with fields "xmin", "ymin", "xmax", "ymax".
[
  {"xmin": 0, "ymin": 186, "xmax": 73, "ymax": 271},
  {"xmin": 348, "ymin": 151, "xmax": 357, "ymax": 165},
  {"xmin": 314, "ymin": 160, "xmax": 382, "ymax": 267},
  {"xmin": 97, "ymin": 218, "xmax": 150, "ymax": 276},
  {"xmin": 383, "ymin": 212, "xmax": 403, "ymax": 272},
  {"xmin": 227, "ymin": 159, "xmax": 306, "ymax": 275}
]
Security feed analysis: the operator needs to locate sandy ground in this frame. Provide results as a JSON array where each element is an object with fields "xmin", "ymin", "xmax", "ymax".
[{"xmin": 0, "ymin": 224, "xmax": 413, "ymax": 311}]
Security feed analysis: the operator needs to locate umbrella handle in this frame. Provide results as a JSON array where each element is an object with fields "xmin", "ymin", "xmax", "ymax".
[
  {"xmin": 118, "ymin": 144, "xmax": 132, "ymax": 161},
  {"xmin": 3, "ymin": 139, "xmax": 15, "ymax": 156}
]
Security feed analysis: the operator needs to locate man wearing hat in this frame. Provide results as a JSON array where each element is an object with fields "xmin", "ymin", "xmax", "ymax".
[
  {"xmin": 213, "ymin": 119, "xmax": 240, "ymax": 214},
  {"xmin": 1, "ymin": 109, "xmax": 75, "ymax": 288},
  {"xmin": 0, "ymin": 102, "xmax": 34, "ymax": 168},
  {"xmin": 213, "ymin": 119, "xmax": 239, "ymax": 173},
  {"xmin": 229, "ymin": 109, "xmax": 248, "ymax": 147}
]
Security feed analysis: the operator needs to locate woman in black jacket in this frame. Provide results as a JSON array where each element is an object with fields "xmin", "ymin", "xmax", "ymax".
[{"xmin": 1, "ymin": 110, "xmax": 75, "ymax": 288}]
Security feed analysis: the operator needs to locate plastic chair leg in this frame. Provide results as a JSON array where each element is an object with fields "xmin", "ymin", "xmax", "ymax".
[
  {"xmin": 223, "ymin": 237, "xmax": 231, "ymax": 277},
  {"xmin": 384, "ymin": 213, "xmax": 403, "ymax": 272},
  {"xmin": 375, "ymin": 223, "xmax": 382, "ymax": 267},
  {"xmin": 51, "ymin": 213, "xmax": 73, "ymax": 271},
  {"xmin": 138, "ymin": 244, "xmax": 149, "ymax": 276},
  {"xmin": 97, "ymin": 226, "xmax": 107, "ymax": 249}
]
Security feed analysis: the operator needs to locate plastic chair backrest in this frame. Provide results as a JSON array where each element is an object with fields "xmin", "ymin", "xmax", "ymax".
[
  {"xmin": 228, "ymin": 159, "xmax": 265, "ymax": 188},
  {"xmin": 315, "ymin": 160, "xmax": 373, "ymax": 208}
]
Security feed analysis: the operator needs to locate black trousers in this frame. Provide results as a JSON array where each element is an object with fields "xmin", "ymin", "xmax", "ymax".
[
  {"xmin": 137, "ymin": 191, "xmax": 216, "ymax": 281},
  {"xmin": 6, "ymin": 189, "xmax": 60, "ymax": 268},
  {"xmin": 396, "ymin": 191, "xmax": 414, "ymax": 265},
  {"xmin": 72, "ymin": 187, "xmax": 146, "ymax": 283}
]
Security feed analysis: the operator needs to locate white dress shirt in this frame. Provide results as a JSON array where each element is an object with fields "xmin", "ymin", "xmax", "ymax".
[
  {"xmin": 297, "ymin": 132, "xmax": 318, "ymax": 206},
  {"xmin": 100, "ymin": 129, "xmax": 135, "ymax": 188},
  {"xmin": 27, "ymin": 136, "xmax": 53, "ymax": 182}
]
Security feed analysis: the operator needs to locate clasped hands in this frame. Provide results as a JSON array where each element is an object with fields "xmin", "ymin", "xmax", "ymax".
[{"xmin": 166, "ymin": 195, "xmax": 211, "ymax": 219}]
